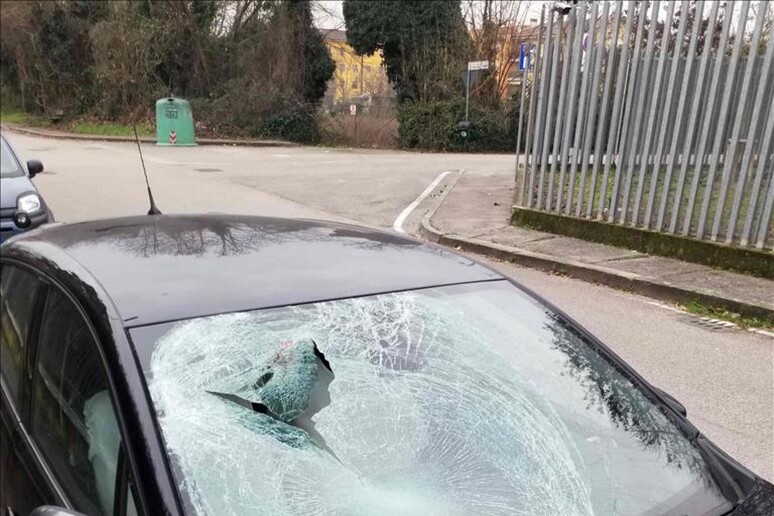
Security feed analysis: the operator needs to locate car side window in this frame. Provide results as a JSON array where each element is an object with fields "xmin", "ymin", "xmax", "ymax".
[
  {"xmin": 0, "ymin": 264, "xmax": 42, "ymax": 403},
  {"xmin": 31, "ymin": 286, "xmax": 123, "ymax": 515}
]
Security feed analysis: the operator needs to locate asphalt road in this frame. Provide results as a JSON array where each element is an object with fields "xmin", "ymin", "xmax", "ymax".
[{"xmin": 8, "ymin": 131, "xmax": 773, "ymax": 481}]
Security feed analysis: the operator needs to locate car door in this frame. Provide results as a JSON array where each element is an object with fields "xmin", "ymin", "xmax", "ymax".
[
  {"xmin": 1, "ymin": 263, "xmax": 48, "ymax": 516},
  {"xmin": 2, "ymin": 263, "xmax": 139, "ymax": 516}
]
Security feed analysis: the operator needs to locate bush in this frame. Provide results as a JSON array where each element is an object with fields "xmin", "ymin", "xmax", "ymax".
[
  {"xmin": 190, "ymin": 82, "xmax": 323, "ymax": 144},
  {"xmin": 397, "ymin": 98, "xmax": 519, "ymax": 152},
  {"xmin": 258, "ymin": 99, "xmax": 320, "ymax": 144},
  {"xmin": 319, "ymin": 111, "xmax": 398, "ymax": 148}
]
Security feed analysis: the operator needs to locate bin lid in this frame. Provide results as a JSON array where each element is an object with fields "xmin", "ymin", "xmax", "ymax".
[{"xmin": 156, "ymin": 97, "xmax": 190, "ymax": 106}]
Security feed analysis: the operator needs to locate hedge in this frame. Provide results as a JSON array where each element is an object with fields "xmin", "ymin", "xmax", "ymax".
[{"xmin": 397, "ymin": 98, "xmax": 520, "ymax": 152}]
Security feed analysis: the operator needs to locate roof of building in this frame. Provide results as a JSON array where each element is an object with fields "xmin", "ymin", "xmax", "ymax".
[{"xmin": 321, "ymin": 28, "xmax": 347, "ymax": 42}]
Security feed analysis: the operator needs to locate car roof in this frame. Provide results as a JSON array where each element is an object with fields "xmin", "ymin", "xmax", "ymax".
[{"xmin": 9, "ymin": 214, "xmax": 502, "ymax": 327}]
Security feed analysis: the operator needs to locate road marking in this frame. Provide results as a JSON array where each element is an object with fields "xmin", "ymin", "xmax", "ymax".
[
  {"xmin": 644, "ymin": 300, "xmax": 774, "ymax": 338},
  {"xmin": 393, "ymin": 171, "xmax": 452, "ymax": 233}
]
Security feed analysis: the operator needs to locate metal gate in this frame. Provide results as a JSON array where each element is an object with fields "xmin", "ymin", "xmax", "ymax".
[{"xmin": 516, "ymin": 0, "xmax": 774, "ymax": 251}]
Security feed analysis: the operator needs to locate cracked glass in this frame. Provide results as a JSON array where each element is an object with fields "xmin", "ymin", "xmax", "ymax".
[{"xmin": 132, "ymin": 281, "xmax": 730, "ymax": 515}]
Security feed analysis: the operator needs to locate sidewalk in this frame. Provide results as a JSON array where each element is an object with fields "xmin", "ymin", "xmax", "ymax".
[
  {"xmin": 1, "ymin": 123, "xmax": 295, "ymax": 148},
  {"xmin": 420, "ymin": 170, "xmax": 774, "ymax": 322}
]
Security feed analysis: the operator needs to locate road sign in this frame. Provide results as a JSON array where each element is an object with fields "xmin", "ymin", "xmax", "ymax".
[
  {"xmin": 349, "ymin": 104, "xmax": 357, "ymax": 116},
  {"xmin": 169, "ymin": 131, "xmax": 177, "ymax": 144},
  {"xmin": 519, "ymin": 44, "xmax": 531, "ymax": 71},
  {"xmin": 467, "ymin": 60, "xmax": 489, "ymax": 71}
]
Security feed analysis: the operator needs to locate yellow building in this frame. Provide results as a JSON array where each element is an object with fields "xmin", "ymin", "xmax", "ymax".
[{"xmin": 321, "ymin": 29, "xmax": 393, "ymax": 105}]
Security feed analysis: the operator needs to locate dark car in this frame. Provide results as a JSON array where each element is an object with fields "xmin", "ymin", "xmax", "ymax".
[
  {"xmin": 1, "ymin": 214, "xmax": 772, "ymax": 516},
  {"xmin": 0, "ymin": 133, "xmax": 52, "ymax": 243}
]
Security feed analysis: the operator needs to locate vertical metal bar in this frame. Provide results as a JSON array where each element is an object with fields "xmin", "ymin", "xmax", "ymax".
[
  {"xmin": 526, "ymin": 10, "xmax": 554, "ymax": 208},
  {"xmin": 546, "ymin": 10, "xmax": 576, "ymax": 211},
  {"xmin": 579, "ymin": 1, "xmax": 611, "ymax": 216},
  {"xmin": 742, "ymin": 57, "xmax": 774, "ymax": 246},
  {"xmin": 521, "ymin": 6, "xmax": 545, "ymax": 206},
  {"xmin": 754, "ymin": 125, "xmax": 774, "ymax": 249},
  {"xmin": 669, "ymin": 1, "xmax": 720, "ymax": 232},
  {"xmin": 537, "ymin": 11, "xmax": 561, "ymax": 210},
  {"xmin": 536, "ymin": 14, "xmax": 562, "ymax": 210},
  {"xmin": 696, "ymin": 0, "xmax": 751, "ymax": 239},
  {"xmin": 591, "ymin": 1, "xmax": 624, "ymax": 218},
  {"xmin": 636, "ymin": 1, "xmax": 677, "ymax": 227},
  {"xmin": 608, "ymin": 0, "xmax": 647, "ymax": 222},
  {"xmin": 650, "ymin": 1, "xmax": 690, "ymax": 228},
  {"xmin": 515, "ymin": 58, "xmax": 529, "ymax": 197},
  {"xmin": 620, "ymin": 0, "xmax": 660, "ymax": 224},
  {"xmin": 566, "ymin": 3, "xmax": 597, "ymax": 215},
  {"xmin": 714, "ymin": 2, "xmax": 767, "ymax": 241},
  {"xmin": 681, "ymin": 3, "xmax": 734, "ymax": 235},
  {"xmin": 659, "ymin": 0, "xmax": 704, "ymax": 230}
]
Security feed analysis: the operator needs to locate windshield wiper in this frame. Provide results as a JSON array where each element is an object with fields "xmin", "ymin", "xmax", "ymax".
[{"xmin": 207, "ymin": 390, "xmax": 275, "ymax": 416}]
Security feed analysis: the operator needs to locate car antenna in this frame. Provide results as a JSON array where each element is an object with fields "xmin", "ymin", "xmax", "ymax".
[{"xmin": 133, "ymin": 125, "xmax": 161, "ymax": 215}]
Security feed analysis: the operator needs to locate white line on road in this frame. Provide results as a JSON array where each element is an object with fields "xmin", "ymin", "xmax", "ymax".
[
  {"xmin": 392, "ymin": 171, "xmax": 452, "ymax": 233},
  {"xmin": 644, "ymin": 300, "xmax": 774, "ymax": 338}
]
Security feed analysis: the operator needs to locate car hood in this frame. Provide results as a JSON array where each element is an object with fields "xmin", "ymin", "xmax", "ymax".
[{"xmin": 0, "ymin": 174, "xmax": 35, "ymax": 210}]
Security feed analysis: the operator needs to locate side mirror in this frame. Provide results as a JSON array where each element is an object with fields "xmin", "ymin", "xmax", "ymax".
[
  {"xmin": 29, "ymin": 507, "xmax": 87, "ymax": 516},
  {"xmin": 654, "ymin": 388, "xmax": 687, "ymax": 417},
  {"xmin": 27, "ymin": 160, "xmax": 44, "ymax": 178}
]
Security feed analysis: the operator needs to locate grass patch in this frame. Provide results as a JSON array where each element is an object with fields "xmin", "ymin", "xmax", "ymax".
[
  {"xmin": 0, "ymin": 110, "xmax": 47, "ymax": 126},
  {"xmin": 71, "ymin": 121, "xmax": 153, "ymax": 136},
  {"xmin": 1, "ymin": 111, "xmax": 154, "ymax": 137},
  {"xmin": 681, "ymin": 300, "xmax": 774, "ymax": 330},
  {"xmin": 524, "ymin": 159, "xmax": 772, "ymax": 250},
  {"xmin": 0, "ymin": 111, "xmax": 28, "ymax": 124}
]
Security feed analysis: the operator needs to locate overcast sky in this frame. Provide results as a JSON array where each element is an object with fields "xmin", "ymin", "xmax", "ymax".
[{"xmin": 313, "ymin": 1, "xmax": 345, "ymax": 30}]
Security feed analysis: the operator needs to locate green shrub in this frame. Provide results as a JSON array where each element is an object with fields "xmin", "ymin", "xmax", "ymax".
[
  {"xmin": 190, "ymin": 82, "xmax": 322, "ymax": 144},
  {"xmin": 397, "ymin": 98, "xmax": 519, "ymax": 152},
  {"xmin": 258, "ymin": 99, "xmax": 320, "ymax": 144}
]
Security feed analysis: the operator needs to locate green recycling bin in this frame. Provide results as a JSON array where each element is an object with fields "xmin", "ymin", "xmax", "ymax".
[{"xmin": 156, "ymin": 97, "xmax": 196, "ymax": 146}]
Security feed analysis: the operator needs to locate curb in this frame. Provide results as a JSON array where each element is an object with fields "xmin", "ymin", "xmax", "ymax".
[
  {"xmin": 419, "ymin": 201, "xmax": 774, "ymax": 324},
  {"xmin": 1, "ymin": 124, "xmax": 296, "ymax": 148}
]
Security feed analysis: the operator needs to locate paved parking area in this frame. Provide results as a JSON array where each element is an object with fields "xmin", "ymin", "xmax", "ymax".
[{"xmin": 13, "ymin": 133, "xmax": 514, "ymax": 227}]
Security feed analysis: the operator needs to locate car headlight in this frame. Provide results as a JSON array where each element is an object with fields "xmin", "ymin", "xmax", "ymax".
[{"xmin": 17, "ymin": 193, "xmax": 42, "ymax": 213}]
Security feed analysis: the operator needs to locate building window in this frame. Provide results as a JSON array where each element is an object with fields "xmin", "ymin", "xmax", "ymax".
[
  {"xmin": 338, "ymin": 63, "xmax": 346, "ymax": 72},
  {"xmin": 365, "ymin": 65, "xmax": 372, "ymax": 73},
  {"xmin": 352, "ymin": 80, "xmax": 359, "ymax": 89},
  {"xmin": 352, "ymin": 64, "xmax": 359, "ymax": 73}
]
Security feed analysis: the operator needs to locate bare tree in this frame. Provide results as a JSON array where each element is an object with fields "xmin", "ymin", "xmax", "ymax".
[{"xmin": 462, "ymin": 0, "xmax": 536, "ymax": 104}]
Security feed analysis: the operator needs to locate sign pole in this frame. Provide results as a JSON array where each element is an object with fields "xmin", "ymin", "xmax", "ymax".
[
  {"xmin": 465, "ymin": 67, "xmax": 471, "ymax": 122},
  {"xmin": 349, "ymin": 104, "xmax": 358, "ymax": 146}
]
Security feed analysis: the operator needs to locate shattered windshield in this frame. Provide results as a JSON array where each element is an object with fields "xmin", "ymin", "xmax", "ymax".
[{"xmin": 131, "ymin": 281, "xmax": 730, "ymax": 516}]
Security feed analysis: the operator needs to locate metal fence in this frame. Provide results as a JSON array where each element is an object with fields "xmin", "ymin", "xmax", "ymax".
[{"xmin": 516, "ymin": 0, "xmax": 774, "ymax": 251}]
